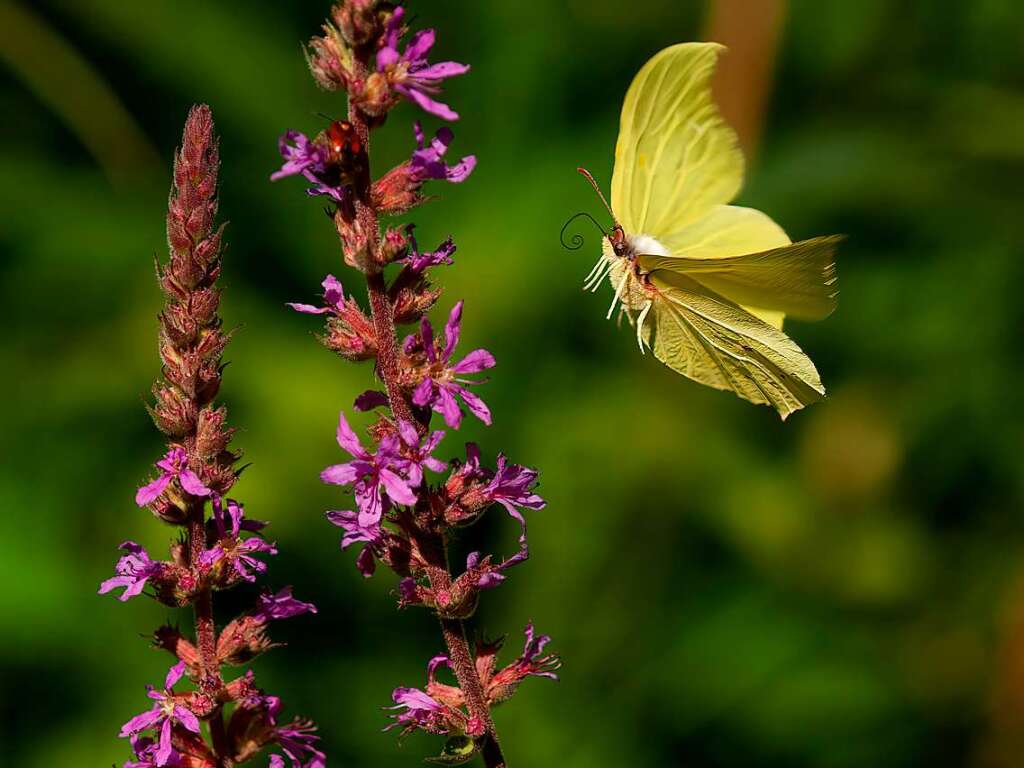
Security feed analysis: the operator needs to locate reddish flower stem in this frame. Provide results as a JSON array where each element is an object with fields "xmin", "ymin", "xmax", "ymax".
[
  {"xmin": 347, "ymin": 52, "xmax": 507, "ymax": 768},
  {"xmin": 187, "ymin": 500, "xmax": 225, "ymax": 767}
]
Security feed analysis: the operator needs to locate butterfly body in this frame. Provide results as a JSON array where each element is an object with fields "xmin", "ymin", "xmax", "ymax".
[{"xmin": 583, "ymin": 43, "xmax": 840, "ymax": 419}]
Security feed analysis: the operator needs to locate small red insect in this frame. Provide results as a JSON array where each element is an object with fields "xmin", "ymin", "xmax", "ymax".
[{"xmin": 326, "ymin": 120, "xmax": 362, "ymax": 164}]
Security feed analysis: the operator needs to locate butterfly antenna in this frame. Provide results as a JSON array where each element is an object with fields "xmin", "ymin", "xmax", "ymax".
[
  {"xmin": 313, "ymin": 111, "xmax": 333, "ymax": 124},
  {"xmin": 576, "ymin": 167, "xmax": 617, "ymax": 226},
  {"xmin": 560, "ymin": 211, "xmax": 608, "ymax": 251}
]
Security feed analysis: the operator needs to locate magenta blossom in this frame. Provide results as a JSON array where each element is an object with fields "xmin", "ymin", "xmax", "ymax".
[
  {"xmin": 199, "ymin": 497, "xmax": 277, "ymax": 582},
  {"xmin": 99, "ymin": 541, "xmax": 164, "ymax": 602},
  {"xmin": 377, "ymin": 7, "xmax": 470, "ymax": 121},
  {"xmin": 119, "ymin": 662, "xmax": 200, "ymax": 767},
  {"xmin": 256, "ymin": 586, "xmax": 318, "ymax": 622},
  {"xmin": 410, "ymin": 122, "xmax": 476, "ymax": 183},
  {"xmin": 287, "ymin": 274, "xmax": 345, "ymax": 315},
  {"xmin": 512, "ymin": 622, "xmax": 562, "ymax": 681},
  {"xmin": 395, "ymin": 420, "xmax": 448, "ymax": 487},
  {"xmin": 321, "ymin": 412, "xmax": 417, "ymax": 525},
  {"xmin": 411, "ymin": 302, "xmax": 495, "ymax": 429},
  {"xmin": 271, "ymin": 130, "xmax": 345, "ymax": 202},
  {"xmin": 269, "ymin": 718, "xmax": 326, "ymax": 768},
  {"xmin": 401, "ymin": 223, "xmax": 456, "ymax": 273},
  {"xmin": 326, "ymin": 508, "xmax": 382, "ymax": 578},
  {"xmin": 136, "ymin": 447, "xmax": 211, "ymax": 507},
  {"xmin": 385, "ymin": 687, "xmax": 458, "ymax": 736}
]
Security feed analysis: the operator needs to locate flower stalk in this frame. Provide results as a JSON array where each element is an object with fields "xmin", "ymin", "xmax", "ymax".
[
  {"xmin": 102, "ymin": 105, "xmax": 323, "ymax": 768},
  {"xmin": 275, "ymin": 3, "xmax": 559, "ymax": 765}
]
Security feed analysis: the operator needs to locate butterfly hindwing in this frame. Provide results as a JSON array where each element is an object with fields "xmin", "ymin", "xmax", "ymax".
[{"xmin": 645, "ymin": 270, "xmax": 826, "ymax": 419}]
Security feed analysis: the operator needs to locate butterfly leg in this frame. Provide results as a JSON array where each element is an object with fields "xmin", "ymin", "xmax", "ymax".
[
  {"xmin": 606, "ymin": 266, "xmax": 631, "ymax": 320},
  {"xmin": 635, "ymin": 300, "xmax": 652, "ymax": 353}
]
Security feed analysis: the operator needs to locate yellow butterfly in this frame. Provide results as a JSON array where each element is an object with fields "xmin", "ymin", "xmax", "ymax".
[{"xmin": 577, "ymin": 42, "xmax": 839, "ymax": 420}]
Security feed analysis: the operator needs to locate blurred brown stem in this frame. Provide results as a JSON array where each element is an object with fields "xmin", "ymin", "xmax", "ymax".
[
  {"xmin": 705, "ymin": 0, "xmax": 787, "ymax": 160},
  {"xmin": 0, "ymin": 1, "xmax": 159, "ymax": 186}
]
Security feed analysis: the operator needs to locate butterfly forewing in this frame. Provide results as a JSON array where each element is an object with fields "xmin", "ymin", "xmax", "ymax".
[
  {"xmin": 611, "ymin": 43, "xmax": 744, "ymax": 237},
  {"xmin": 639, "ymin": 235, "xmax": 841, "ymax": 322}
]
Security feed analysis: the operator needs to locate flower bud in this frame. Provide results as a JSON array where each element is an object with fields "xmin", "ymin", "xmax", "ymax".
[
  {"xmin": 390, "ymin": 269, "xmax": 441, "ymax": 325},
  {"xmin": 195, "ymin": 406, "xmax": 235, "ymax": 458},
  {"xmin": 371, "ymin": 162, "xmax": 425, "ymax": 216},
  {"xmin": 216, "ymin": 616, "xmax": 278, "ymax": 666},
  {"xmin": 149, "ymin": 384, "xmax": 198, "ymax": 437},
  {"xmin": 334, "ymin": 0, "xmax": 384, "ymax": 47},
  {"xmin": 322, "ymin": 305, "xmax": 378, "ymax": 361},
  {"xmin": 334, "ymin": 211, "xmax": 373, "ymax": 272},
  {"xmin": 306, "ymin": 22, "xmax": 354, "ymax": 91},
  {"xmin": 153, "ymin": 624, "xmax": 201, "ymax": 669}
]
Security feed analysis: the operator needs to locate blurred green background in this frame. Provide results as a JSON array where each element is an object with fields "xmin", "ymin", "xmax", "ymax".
[{"xmin": 2, "ymin": 1, "xmax": 1024, "ymax": 766}]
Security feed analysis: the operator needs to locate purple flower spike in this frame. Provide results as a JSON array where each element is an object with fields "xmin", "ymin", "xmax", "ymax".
[
  {"xmin": 287, "ymin": 274, "xmax": 345, "ymax": 315},
  {"xmin": 402, "ymin": 224, "xmax": 457, "ymax": 273},
  {"xmin": 411, "ymin": 301, "xmax": 496, "ymax": 429},
  {"xmin": 377, "ymin": 7, "xmax": 470, "ymax": 121},
  {"xmin": 99, "ymin": 541, "xmax": 163, "ymax": 601},
  {"xmin": 119, "ymin": 662, "xmax": 201, "ymax": 767},
  {"xmin": 136, "ymin": 447, "xmax": 211, "ymax": 507},
  {"xmin": 271, "ymin": 130, "xmax": 346, "ymax": 202},
  {"xmin": 410, "ymin": 123, "xmax": 476, "ymax": 183},
  {"xmin": 321, "ymin": 412, "xmax": 417, "ymax": 526},
  {"xmin": 256, "ymin": 586, "xmax": 317, "ymax": 622}
]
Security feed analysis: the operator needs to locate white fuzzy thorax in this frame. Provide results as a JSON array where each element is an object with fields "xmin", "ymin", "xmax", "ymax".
[{"xmin": 629, "ymin": 234, "xmax": 671, "ymax": 258}]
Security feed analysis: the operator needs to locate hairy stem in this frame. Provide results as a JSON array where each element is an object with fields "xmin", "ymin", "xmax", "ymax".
[
  {"xmin": 188, "ymin": 501, "xmax": 224, "ymax": 766},
  {"xmin": 347, "ymin": 51, "xmax": 506, "ymax": 768}
]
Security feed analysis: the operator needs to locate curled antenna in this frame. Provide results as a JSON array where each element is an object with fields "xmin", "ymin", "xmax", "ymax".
[
  {"xmin": 560, "ymin": 211, "xmax": 608, "ymax": 251},
  {"xmin": 577, "ymin": 167, "xmax": 617, "ymax": 225}
]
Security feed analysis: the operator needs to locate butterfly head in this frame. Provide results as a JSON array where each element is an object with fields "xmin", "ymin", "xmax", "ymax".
[{"xmin": 574, "ymin": 167, "xmax": 635, "ymax": 260}]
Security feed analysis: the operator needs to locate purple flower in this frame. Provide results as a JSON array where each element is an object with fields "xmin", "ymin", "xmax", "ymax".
[
  {"xmin": 136, "ymin": 447, "xmax": 211, "ymax": 507},
  {"xmin": 271, "ymin": 130, "xmax": 345, "ymax": 202},
  {"xmin": 270, "ymin": 719, "xmax": 326, "ymax": 768},
  {"xmin": 410, "ymin": 122, "xmax": 476, "ymax": 183},
  {"xmin": 385, "ymin": 687, "xmax": 453, "ymax": 735},
  {"xmin": 353, "ymin": 389, "xmax": 389, "ymax": 412},
  {"xmin": 199, "ymin": 497, "xmax": 277, "ymax": 582},
  {"xmin": 119, "ymin": 662, "xmax": 201, "ymax": 767},
  {"xmin": 401, "ymin": 224, "xmax": 456, "ymax": 273},
  {"xmin": 256, "ymin": 586, "xmax": 318, "ymax": 622},
  {"xmin": 411, "ymin": 302, "xmax": 495, "ymax": 429},
  {"xmin": 326, "ymin": 508, "xmax": 382, "ymax": 578},
  {"xmin": 395, "ymin": 420, "xmax": 448, "ymax": 487},
  {"xmin": 99, "ymin": 542, "xmax": 163, "ymax": 601},
  {"xmin": 486, "ymin": 455, "xmax": 546, "ymax": 519},
  {"xmin": 377, "ymin": 7, "xmax": 470, "ymax": 121},
  {"xmin": 514, "ymin": 622, "xmax": 562, "ymax": 681},
  {"xmin": 287, "ymin": 274, "xmax": 345, "ymax": 315},
  {"xmin": 321, "ymin": 412, "xmax": 417, "ymax": 525}
]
